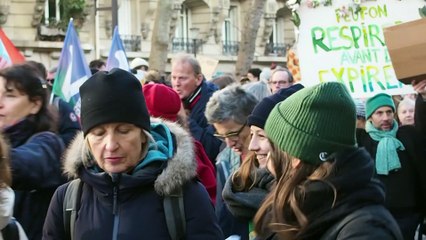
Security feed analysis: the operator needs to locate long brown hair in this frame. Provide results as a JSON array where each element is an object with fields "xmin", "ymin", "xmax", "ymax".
[
  {"xmin": 231, "ymin": 151, "xmax": 258, "ymax": 192},
  {"xmin": 254, "ymin": 151, "xmax": 336, "ymax": 238},
  {"xmin": 232, "ymin": 139, "xmax": 280, "ymax": 192},
  {"xmin": 0, "ymin": 133, "xmax": 11, "ymax": 187}
]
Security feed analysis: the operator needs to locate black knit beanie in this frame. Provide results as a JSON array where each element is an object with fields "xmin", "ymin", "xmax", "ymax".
[
  {"xmin": 247, "ymin": 84, "xmax": 304, "ymax": 129},
  {"xmin": 80, "ymin": 68, "xmax": 150, "ymax": 136}
]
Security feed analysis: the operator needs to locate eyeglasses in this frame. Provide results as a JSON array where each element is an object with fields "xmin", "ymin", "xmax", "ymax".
[
  {"xmin": 214, "ymin": 123, "xmax": 246, "ymax": 141},
  {"xmin": 269, "ymin": 80, "xmax": 288, "ymax": 85}
]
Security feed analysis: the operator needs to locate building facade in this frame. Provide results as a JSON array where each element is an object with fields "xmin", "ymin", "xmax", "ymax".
[{"xmin": 2, "ymin": 0, "xmax": 295, "ymax": 75}]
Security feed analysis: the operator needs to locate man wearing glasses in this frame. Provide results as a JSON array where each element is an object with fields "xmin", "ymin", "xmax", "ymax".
[
  {"xmin": 205, "ymin": 85, "xmax": 258, "ymax": 240},
  {"xmin": 269, "ymin": 67, "xmax": 294, "ymax": 94}
]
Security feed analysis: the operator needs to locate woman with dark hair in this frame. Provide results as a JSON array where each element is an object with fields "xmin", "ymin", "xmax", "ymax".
[
  {"xmin": 0, "ymin": 64, "xmax": 65, "ymax": 240},
  {"xmin": 254, "ymin": 82, "xmax": 403, "ymax": 240}
]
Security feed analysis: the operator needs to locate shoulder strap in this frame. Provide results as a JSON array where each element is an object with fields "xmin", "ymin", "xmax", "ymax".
[
  {"xmin": 63, "ymin": 179, "xmax": 83, "ymax": 240},
  {"xmin": 1, "ymin": 217, "xmax": 19, "ymax": 240},
  {"xmin": 163, "ymin": 187, "xmax": 186, "ymax": 240}
]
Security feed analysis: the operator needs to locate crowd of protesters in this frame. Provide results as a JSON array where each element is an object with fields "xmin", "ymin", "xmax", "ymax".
[{"xmin": 0, "ymin": 53, "xmax": 425, "ymax": 240}]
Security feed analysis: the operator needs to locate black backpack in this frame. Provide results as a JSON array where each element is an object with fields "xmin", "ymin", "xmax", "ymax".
[
  {"xmin": 62, "ymin": 179, "xmax": 186, "ymax": 240},
  {"xmin": 1, "ymin": 218, "xmax": 19, "ymax": 240}
]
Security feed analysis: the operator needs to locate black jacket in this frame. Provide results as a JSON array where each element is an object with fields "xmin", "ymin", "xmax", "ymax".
[
  {"xmin": 319, "ymin": 205, "xmax": 402, "ymax": 239},
  {"xmin": 357, "ymin": 97, "xmax": 426, "ymax": 240},
  {"xmin": 356, "ymin": 125, "xmax": 426, "ymax": 214},
  {"xmin": 43, "ymin": 119, "xmax": 223, "ymax": 240},
  {"xmin": 258, "ymin": 148, "xmax": 402, "ymax": 240}
]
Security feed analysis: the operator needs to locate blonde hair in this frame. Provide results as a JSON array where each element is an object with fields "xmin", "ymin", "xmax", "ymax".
[{"xmin": 0, "ymin": 134, "xmax": 11, "ymax": 187}]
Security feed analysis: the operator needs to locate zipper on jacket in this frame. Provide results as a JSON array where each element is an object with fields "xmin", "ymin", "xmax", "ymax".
[{"xmin": 111, "ymin": 173, "xmax": 121, "ymax": 240}]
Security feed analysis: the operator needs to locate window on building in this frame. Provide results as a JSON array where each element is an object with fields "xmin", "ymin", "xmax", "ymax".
[
  {"xmin": 266, "ymin": 17, "xmax": 286, "ymax": 56},
  {"xmin": 118, "ymin": 0, "xmax": 131, "ymax": 35},
  {"xmin": 222, "ymin": 6, "xmax": 239, "ymax": 55},
  {"xmin": 118, "ymin": 0, "xmax": 141, "ymax": 52},
  {"xmin": 44, "ymin": 0, "xmax": 61, "ymax": 25},
  {"xmin": 172, "ymin": 5, "xmax": 192, "ymax": 53}
]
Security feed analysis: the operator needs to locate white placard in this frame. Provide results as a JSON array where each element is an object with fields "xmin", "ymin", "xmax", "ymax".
[{"xmin": 297, "ymin": 0, "xmax": 424, "ymax": 97}]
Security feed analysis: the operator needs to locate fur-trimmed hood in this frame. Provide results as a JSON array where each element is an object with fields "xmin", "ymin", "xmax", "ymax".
[{"xmin": 62, "ymin": 118, "xmax": 197, "ymax": 196}]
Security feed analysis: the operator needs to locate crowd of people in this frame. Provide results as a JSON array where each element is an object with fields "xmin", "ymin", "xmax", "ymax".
[{"xmin": 0, "ymin": 53, "xmax": 424, "ymax": 240}]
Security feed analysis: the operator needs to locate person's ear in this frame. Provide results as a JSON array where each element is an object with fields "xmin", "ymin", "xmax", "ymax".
[
  {"xmin": 196, "ymin": 74, "xmax": 203, "ymax": 86},
  {"xmin": 291, "ymin": 158, "xmax": 301, "ymax": 169},
  {"xmin": 29, "ymin": 98, "xmax": 42, "ymax": 114}
]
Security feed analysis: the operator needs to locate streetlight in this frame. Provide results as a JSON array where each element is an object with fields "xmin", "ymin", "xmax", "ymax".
[{"xmin": 190, "ymin": 27, "xmax": 200, "ymax": 58}]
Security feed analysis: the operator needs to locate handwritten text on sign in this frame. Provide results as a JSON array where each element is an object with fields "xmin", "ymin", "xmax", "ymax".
[{"xmin": 297, "ymin": 0, "xmax": 423, "ymax": 97}]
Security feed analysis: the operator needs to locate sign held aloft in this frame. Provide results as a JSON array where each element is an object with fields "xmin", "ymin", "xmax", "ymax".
[
  {"xmin": 296, "ymin": 0, "xmax": 424, "ymax": 98},
  {"xmin": 384, "ymin": 18, "xmax": 426, "ymax": 85}
]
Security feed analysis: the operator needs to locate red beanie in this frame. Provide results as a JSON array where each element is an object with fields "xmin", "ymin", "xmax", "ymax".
[{"xmin": 142, "ymin": 83, "xmax": 181, "ymax": 121}]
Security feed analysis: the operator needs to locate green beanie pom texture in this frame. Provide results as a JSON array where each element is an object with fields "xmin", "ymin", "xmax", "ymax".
[
  {"xmin": 365, "ymin": 93, "xmax": 395, "ymax": 119},
  {"xmin": 264, "ymin": 82, "xmax": 357, "ymax": 165}
]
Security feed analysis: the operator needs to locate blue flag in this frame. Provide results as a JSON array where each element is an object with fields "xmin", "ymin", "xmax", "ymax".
[
  {"xmin": 106, "ymin": 26, "xmax": 130, "ymax": 71},
  {"xmin": 52, "ymin": 19, "xmax": 91, "ymax": 116}
]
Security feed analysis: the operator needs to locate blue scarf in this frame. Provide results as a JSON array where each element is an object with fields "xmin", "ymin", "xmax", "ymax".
[{"xmin": 365, "ymin": 120, "xmax": 405, "ymax": 175}]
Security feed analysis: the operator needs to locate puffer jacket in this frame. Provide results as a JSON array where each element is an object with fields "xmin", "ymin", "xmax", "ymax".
[
  {"xmin": 5, "ymin": 119, "xmax": 65, "ymax": 240},
  {"xmin": 42, "ymin": 119, "xmax": 223, "ymax": 240}
]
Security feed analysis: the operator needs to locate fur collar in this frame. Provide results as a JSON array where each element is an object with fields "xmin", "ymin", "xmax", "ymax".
[{"xmin": 62, "ymin": 118, "xmax": 197, "ymax": 195}]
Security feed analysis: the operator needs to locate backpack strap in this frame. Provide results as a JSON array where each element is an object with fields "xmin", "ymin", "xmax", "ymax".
[
  {"xmin": 1, "ymin": 217, "xmax": 19, "ymax": 240},
  {"xmin": 163, "ymin": 187, "xmax": 186, "ymax": 240},
  {"xmin": 63, "ymin": 179, "xmax": 83, "ymax": 240}
]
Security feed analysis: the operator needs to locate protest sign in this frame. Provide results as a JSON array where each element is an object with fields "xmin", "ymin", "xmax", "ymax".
[{"xmin": 296, "ymin": 0, "xmax": 424, "ymax": 97}]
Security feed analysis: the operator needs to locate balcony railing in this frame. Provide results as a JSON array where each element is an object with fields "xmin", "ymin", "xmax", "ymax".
[
  {"xmin": 172, "ymin": 38, "xmax": 203, "ymax": 54},
  {"xmin": 121, "ymin": 35, "xmax": 141, "ymax": 52},
  {"xmin": 265, "ymin": 42, "xmax": 287, "ymax": 56},
  {"xmin": 222, "ymin": 41, "xmax": 239, "ymax": 55}
]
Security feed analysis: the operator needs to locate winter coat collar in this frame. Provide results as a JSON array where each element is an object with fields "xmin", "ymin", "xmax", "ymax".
[
  {"xmin": 63, "ymin": 118, "xmax": 197, "ymax": 196},
  {"xmin": 3, "ymin": 118, "xmax": 37, "ymax": 148}
]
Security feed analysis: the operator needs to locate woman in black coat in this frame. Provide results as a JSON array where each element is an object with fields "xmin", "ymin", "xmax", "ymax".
[
  {"xmin": 254, "ymin": 82, "xmax": 402, "ymax": 240},
  {"xmin": 43, "ymin": 69, "xmax": 223, "ymax": 240}
]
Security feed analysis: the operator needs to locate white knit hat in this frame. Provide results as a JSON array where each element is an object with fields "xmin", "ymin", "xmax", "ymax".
[{"xmin": 130, "ymin": 58, "xmax": 149, "ymax": 70}]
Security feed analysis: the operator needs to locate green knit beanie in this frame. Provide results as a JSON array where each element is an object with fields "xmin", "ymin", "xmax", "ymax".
[
  {"xmin": 265, "ymin": 82, "xmax": 357, "ymax": 165},
  {"xmin": 365, "ymin": 93, "xmax": 395, "ymax": 119}
]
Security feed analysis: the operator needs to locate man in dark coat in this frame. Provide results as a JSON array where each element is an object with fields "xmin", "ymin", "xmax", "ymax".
[
  {"xmin": 171, "ymin": 54, "xmax": 222, "ymax": 164},
  {"xmin": 356, "ymin": 90, "xmax": 426, "ymax": 240}
]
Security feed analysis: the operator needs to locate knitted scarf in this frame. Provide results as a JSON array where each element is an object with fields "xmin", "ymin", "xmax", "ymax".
[{"xmin": 365, "ymin": 120, "xmax": 405, "ymax": 175}]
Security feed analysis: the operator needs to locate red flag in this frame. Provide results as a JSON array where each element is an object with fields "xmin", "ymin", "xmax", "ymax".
[{"xmin": 0, "ymin": 28, "xmax": 25, "ymax": 64}]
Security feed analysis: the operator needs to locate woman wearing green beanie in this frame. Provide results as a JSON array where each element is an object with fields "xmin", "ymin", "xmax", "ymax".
[
  {"xmin": 253, "ymin": 82, "xmax": 402, "ymax": 240},
  {"xmin": 222, "ymin": 84, "xmax": 303, "ymax": 240}
]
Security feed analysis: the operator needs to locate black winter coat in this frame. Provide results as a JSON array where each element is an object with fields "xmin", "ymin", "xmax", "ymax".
[
  {"xmin": 42, "ymin": 120, "xmax": 223, "ymax": 240},
  {"xmin": 258, "ymin": 148, "xmax": 402, "ymax": 240},
  {"xmin": 356, "ymin": 125, "xmax": 426, "ymax": 214}
]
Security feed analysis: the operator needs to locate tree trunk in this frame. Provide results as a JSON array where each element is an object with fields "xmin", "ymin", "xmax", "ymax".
[
  {"xmin": 235, "ymin": 0, "xmax": 267, "ymax": 79},
  {"xmin": 148, "ymin": 0, "xmax": 173, "ymax": 73}
]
